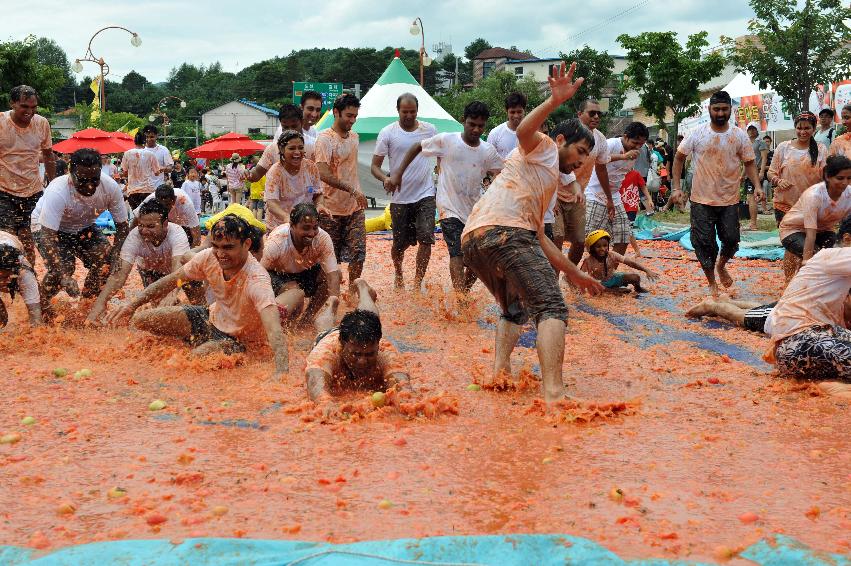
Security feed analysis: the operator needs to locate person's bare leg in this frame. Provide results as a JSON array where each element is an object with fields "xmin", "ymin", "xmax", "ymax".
[
  {"xmin": 816, "ymin": 381, "xmax": 851, "ymax": 398},
  {"xmin": 537, "ymin": 318, "xmax": 567, "ymax": 403},
  {"xmin": 685, "ymin": 297, "xmax": 718, "ymax": 318},
  {"xmin": 17, "ymin": 226, "xmax": 36, "ymax": 267},
  {"xmin": 449, "ymin": 256, "xmax": 465, "ymax": 294},
  {"xmin": 391, "ymin": 246, "xmax": 405, "ymax": 289},
  {"xmin": 413, "ymin": 243, "xmax": 431, "ymax": 290},
  {"xmin": 629, "ymin": 234, "xmax": 643, "ymax": 257},
  {"xmin": 302, "ymin": 278, "xmax": 329, "ymax": 324},
  {"xmin": 613, "ymin": 243, "xmax": 628, "ymax": 255},
  {"xmin": 493, "ymin": 318, "xmax": 522, "ymax": 382},
  {"xmin": 715, "ymin": 255, "xmax": 734, "ymax": 289},
  {"xmin": 81, "ymin": 243, "xmax": 112, "ymax": 297},
  {"xmin": 314, "ymin": 296, "xmax": 340, "ymax": 334},
  {"xmin": 622, "ymin": 272, "xmax": 645, "ymax": 292},
  {"xmin": 348, "ymin": 261, "xmax": 364, "ymax": 297},
  {"xmin": 727, "ymin": 298, "xmax": 761, "ymax": 309},
  {"xmin": 783, "ymin": 251, "xmax": 800, "ymax": 284},
  {"xmin": 192, "ymin": 339, "xmax": 230, "ymax": 357},
  {"xmin": 131, "ymin": 306, "xmax": 193, "ymax": 338},
  {"xmin": 567, "ymin": 240, "xmax": 584, "ymax": 266},
  {"xmin": 747, "ymin": 194, "xmax": 758, "ymax": 230},
  {"xmin": 462, "ymin": 266, "xmax": 478, "ymax": 293},
  {"xmin": 276, "ymin": 286, "xmax": 306, "ymax": 325},
  {"xmin": 352, "ymin": 278, "xmax": 379, "ymax": 315}
]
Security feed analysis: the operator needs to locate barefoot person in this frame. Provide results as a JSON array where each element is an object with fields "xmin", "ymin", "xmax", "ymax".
[
  {"xmin": 580, "ymin": 230, "xmax": 659, "ymax": 293},
  {"xmin": 764, "ymin": 216, "xmax": 851, "ymax": 398},
  {"xmin": 0, "ymin": 85, "xmax": 55, "ymax": 265},
  {"xmin": 314, "ymin": 94, "xmax": 369, "ymax": 297},
  {"xmin": 778, "ymin": 155, "xmax": 851, "ymax": 277},
  {"xmin": 87, "ymin": 200, "xmax": 196, "ymax": 324},
  {"xmin": 0, "ymin": 231, "xmax": 42, "ymax": 327},
  {"xmin": 262, "ymin": 130, "xmax": 324, "ymax": 230},
  {"xmin": 371, "ymin": 93, "xmax": 437, "ymax": 290},
  {"xmin": 390, "ymin": 101, "xmax": 503, "ymax": 294},
  {"xmin": 261, "ymin": 203, "xmax": 342, "ymax": 324},
  {"xmin": 106, "ymin": 215, "xmax": 288, "ymax": 377},
  {"xmin": 305, "ymin": 278, "xmax": 410, "ymax": 404},
  {"xmin": 670, "ymin": 90, "xmax": 762, "ymax": 296},
  {"xmin": 460, "ymin": 62, "xmax": 604, "ymax": 403},
  {"xmin": 37, "ymin": 148, "xmax": 130, "ymax": 303}
]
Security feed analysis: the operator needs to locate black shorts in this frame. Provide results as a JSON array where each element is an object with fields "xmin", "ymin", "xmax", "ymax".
[
  {"xmin": 774, "ymin": 209, "xmax": 786, "ymax": 226},
  {"xmin": 439, "ymin": 217, "xmax": 465, "ymax": 258},
  {"xmin": 182, "ymin": 305, "xmax": 245, "ymax": 352},
  {"xmin": 138, "ymin": 268, "xmax": 167, "ymax": 288},
  {"xmin": 743, "ymin": 302, "xmax": 777, "ymax": 333},
  {"xmin": 744, "ymin": 179, "xmax": 757, "ymax": 195},
  {"xmin": 0, "ymin": 191, "xmax": 42, "ymax": 232},
  {"xmin": 320, "ymin": 210, "xmax": 366, "ymax": 264},
  {"xmin": 36, "ymin": 225, "xmax": 110, "ymax": 272},
  {"xmin": 781, "ymin": 231, "xmax": 837, "ymax": 258},
  {"xmin": 689, "ymin": 202, "xmax": 740, "ymax": 271},
  {"xmin": 462, "ymin": 226, "xmax": 567, "ymax": 326},
  {"xmin": 270, "ymin": 264, "xmax": 323, "ymax": 297},
  {"xmin": 390, "ymin": 196, "xmax": 436, "ymax": 252},
  {"xmin": 543, "ymin": 223, "xmax": 555, "ymax": 242}
]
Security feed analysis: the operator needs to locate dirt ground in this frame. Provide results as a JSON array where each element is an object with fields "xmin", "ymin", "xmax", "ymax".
[{"xmin": 1, "ymin": 234, "xmax": 849, "ymax": 562}]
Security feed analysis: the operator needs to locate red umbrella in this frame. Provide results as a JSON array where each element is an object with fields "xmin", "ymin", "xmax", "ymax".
[
  {"xmin": 186, "ymin": 132, "xmax": 265, "ymax": 160},
  {"xmin": 53, "ymin": 128, "xmax": 134, "ymax": 154}
]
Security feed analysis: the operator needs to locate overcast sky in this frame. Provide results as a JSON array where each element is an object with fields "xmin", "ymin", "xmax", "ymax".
[{"xmin": 6, "ymin": 0, "xmax": 754, "ymax": 83}]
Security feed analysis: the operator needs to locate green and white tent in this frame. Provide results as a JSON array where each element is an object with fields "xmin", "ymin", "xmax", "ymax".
[{"xmin": 318, "ymin": 57, "xmax": 462, "ymax": 140}]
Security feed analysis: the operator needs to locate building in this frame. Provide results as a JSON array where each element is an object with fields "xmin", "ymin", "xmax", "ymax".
[
  {"xmin": 472, "ymin": 47, "xmax": 538, "ymax": 83},
  {"xmin": 201, "ymin": 99, "xmax": 279, "ymax": 137}
]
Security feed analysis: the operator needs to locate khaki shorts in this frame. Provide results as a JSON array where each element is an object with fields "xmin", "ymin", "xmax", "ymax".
[{"xmin": 552, "ymin": 199, "xmax": 585, "ymax": 243}]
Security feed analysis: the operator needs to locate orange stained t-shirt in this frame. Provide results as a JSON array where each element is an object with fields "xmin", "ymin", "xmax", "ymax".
[
  {"xmin": 305, "ymin": 329, "xmax": 407, "ymax": 382},
  {"xmin": 777, "ymin": 182, "xmax": 851, "ymax": 240},
  {"xmin": 461, "ymin": 135, "xmax": 560, "ymax": 240},
  {"xmin": 313, "ymin": 128, "xmax": 361, "ymax": 217},
  {"xmin": 677, "ymin": 123, "xmax": 755, "ymax": 207},
  {"xmin": 181, "ymin": 248, "xmax": 277, "ymax": 341},
  {"xmin": 768, "ymin": 141, "xmax": 827, "ymax": 213},
  {"xmin": 0, "ymin": 111, "xmax": 52, "ymax": 197},
  {"xmin": 829, "ymin": 132, "xmax": 851, "ymax": 158}
]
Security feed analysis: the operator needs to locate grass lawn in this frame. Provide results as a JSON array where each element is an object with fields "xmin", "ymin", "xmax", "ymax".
[{"xmin": 649, "ymin": 207, "xmax": 778, "ymax": 232}]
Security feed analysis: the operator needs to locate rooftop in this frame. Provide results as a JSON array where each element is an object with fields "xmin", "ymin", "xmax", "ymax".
[
  {"xmin": 474, "ymin": 47, "xmax": 537, "ymax": 61},
  {"xmin": 237, "ymin": 98, "xmax": 279, "ymax": 116}
]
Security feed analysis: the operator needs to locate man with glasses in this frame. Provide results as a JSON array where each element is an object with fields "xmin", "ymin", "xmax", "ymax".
[
  {"xmin": 0, "ymin": 85, "xmax": 55, "ymax": 265},
  {"xmin": 552, "ymin": 99, "xmax": 610, "ymax": 264},
  {"xmin": 36, "ymin": 148, "xmax": 129, "ymax": 304}
]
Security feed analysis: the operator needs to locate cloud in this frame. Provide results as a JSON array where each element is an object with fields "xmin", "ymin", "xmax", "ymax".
[{"xmin": 6, "ymin": 0, "xmax": 754, "ymax": 82}]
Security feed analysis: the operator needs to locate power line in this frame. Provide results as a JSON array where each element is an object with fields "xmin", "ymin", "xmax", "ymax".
[{"xmin": 538, "ymin": 0, "xmax": 655, "ymax": 56}]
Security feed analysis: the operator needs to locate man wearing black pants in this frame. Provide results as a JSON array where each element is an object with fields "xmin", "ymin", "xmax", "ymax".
[{"xmin": 669, "ymin": 91, "xmax": 762, "ymax": 297}]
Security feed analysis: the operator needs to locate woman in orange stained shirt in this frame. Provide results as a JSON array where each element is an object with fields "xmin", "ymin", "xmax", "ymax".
[
  {"xmin": 829, "ymin": 104, "xmax": 851, "ymax": 158},
  {"xmin": 768, "ymin": 112, "xmax": 827, "ymax": 225}
]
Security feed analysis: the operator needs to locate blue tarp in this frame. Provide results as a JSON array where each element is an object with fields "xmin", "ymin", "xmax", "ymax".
[
  {"xmin": 94, "ymin": 210, "xmax": 115, "ymax": 233},
  {"xmin": 1, "ymin": 534, "xmax": 846, "ymax": 565}
]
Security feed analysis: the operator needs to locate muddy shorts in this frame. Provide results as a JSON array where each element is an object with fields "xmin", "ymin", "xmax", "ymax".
[
  {"xmin": 182, "ymin": 305, "xmax": 245, "ymax": 353},
  {"xmin": 552, "ymin": 199, "xmax": 585, "ymax": 243},
  {"xmin": 0, "ymin": 191, "xmax": 41, "ymax": 232},
  {"xmin": 601, "ymin": 273, "xmax": 626, "ymax": 288},
  {"xmin": 462, "ymin": 226, "xmax": 567, "ymax": 326},
  {"xmin": 585, "ymin": 199, "xmax": 630, "ymax": 245},
  {"xmin": 270, "ymin": 264, "xmax": 323, "ymax": 297},
  {"xmin": 781, "ymin": 231, "xmax": 836, "ymax": 258},
  {"xmin": 742, "ymin": 302, "xmax": 776, "ymax": 333},
  {"xmin": 543, "ymin": 223, "xmax": 554, "ymax": 243},
  {"xmin": 774, "ymin": 209, "xmax": 786, "ymax": 226},
  {"xmin": 390, "ymin": 196, "xmax": 436, "ymax": 252},
  {"xmin": 775, "ymin": 325, "xmax": 851, "ymax": 382},
  {"xmin": 439, "ymin": 217, "xmax": 465, "ymax": 258},
  {"xmin": 36, "ymin": 225, "xmax": 110, "ymax": 271},
  {"xmin": 320, "ymin": 209, "xmax": 366, "ymax": 264},
  {"xmin": 689, "ymin": 202, "xmax": 740, "ymax": 273}
]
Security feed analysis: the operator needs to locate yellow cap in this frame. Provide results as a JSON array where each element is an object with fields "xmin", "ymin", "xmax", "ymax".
[
  {"xmin": 585, "ymin": 229, "xmax": 611, "ymax": 249},
  {"xmin": 205, "ymin": 203, "xmax": 266, "ymax": 233}
]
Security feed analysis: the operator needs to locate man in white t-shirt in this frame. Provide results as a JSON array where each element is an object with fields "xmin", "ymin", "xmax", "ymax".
[
  {"xmin": 390, "ymin": 101, "xmax": 503, "ymax": 294},
  {"xmin": 122, "ymin": 132, "xmax": 160, "ymax": 208},
  {"xmin": 553, "ymin": 99, "xmax": 613, "ymax": 264},
  {"xmin": 261, "ymin": 202, "xmax": 341, "ymax": 324},
  {"xmin": 814, "ymin": 108, "xmax": 836, "ymax": 149},
  {"xmin": 249, "ymin": 104, "xmax": 315, "ymax": 182},
  {"xmin": 487, "ymin": 92, "xmax": 527, "ymax": 159},
  {"xmin": 142, "ymin": 124, "xmax": 174, "ymax": 189},
  {"xmin": 371, "ymin": 93, "xmax": 437, "ymax": 290},
  {"xmin": 37, "ymin": 148, "xmax": 130, "ymax": 303},
  {"xmin": 87, "ymin": 199, "xmax": 196, "ymax": 323},
  {"xmin": 671, "ymin": 90, "xmax": 760, "ymax": 296},
  {"xmin": 134, "ymin": 185, "xmax": 201, "ymax": 246},
  {"xmin": 584, "ymin": 122, "xmax": 650, "ymax": 255}
]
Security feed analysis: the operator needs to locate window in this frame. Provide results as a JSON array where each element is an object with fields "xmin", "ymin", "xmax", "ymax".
[
  {"xmin": 482, "ymin": 61, "xmax": 495, "ymax": 78},
  {"xmin": 514, "ymin": 66, "xmax": 524, "ymax": 76}
]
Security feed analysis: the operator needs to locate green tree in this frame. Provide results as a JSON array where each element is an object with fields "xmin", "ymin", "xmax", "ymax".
[
  {"xmin": 464, "ymin": 38, "xmax": 492, "ymax": 61},
  {"xmin": 557, "ymin": 45, "xmax": 626, "ymax": 133},
  {"xmin": 722, "ymin": 0, "xmax": 851, "ymax": 113},
  {"xmin": 0, "ymin": 37, "xmax": 66, "ymax": 108},
  {"xmin": 617, "ymin": 31, "xmax": 726, "ymax": 147},
  {"xmin": 435, "ymin": 72, "xmax": 545, "ymax": 132}
]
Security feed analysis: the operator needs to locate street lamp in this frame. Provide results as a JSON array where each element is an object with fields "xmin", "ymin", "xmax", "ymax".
[
  {"xmin": 149, "ymin": 96, "xmax": 187, "ymax": 144},
  {"xmin": 72, "ymin": 26, "xmax": 142, "ymax": 112},
  {"xmin": 409, "ymin": 17, "xmax": 432, "ymax": 87}
]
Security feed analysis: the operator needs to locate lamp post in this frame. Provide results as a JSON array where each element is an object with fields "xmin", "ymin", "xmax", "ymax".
[
  {"xmin": 149, "ymin": 96, "xmax": 187, "ymax": 145},
  {"xmin": 409, "ymin": 17, "xmax": 432, "ymax": 87},
  {"xmin": 71, "ymin": 26, "xmax": 142, "ymax": 113}
]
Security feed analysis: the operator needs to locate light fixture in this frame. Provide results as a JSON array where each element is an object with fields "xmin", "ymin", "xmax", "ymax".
[
  {"xmin": 423, "ymin": 54, "xmax": 432, "ymax": 67},
  {"xmin": 130, "ymin": 33, "xmax": 142, "ymax": 47},
  {"xmin": 410, "ymin": 21, "xmax": 420, "ymax": 36},
  {"xmin": 148, "ymin": 115, "xmax": 156, "ymax": 122},
  {"xmin": 72, "ymin": 59, "xmax": 83, "ymax": 73},
  {"xmin": 180, "ymin": 100, "xmax": 187, "ymax": 108}
]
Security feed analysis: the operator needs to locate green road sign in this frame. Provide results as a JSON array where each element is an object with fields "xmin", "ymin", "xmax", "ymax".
[{"xmin": 293, "ymin": 82, "xmax": 343, "ymax": 111}]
